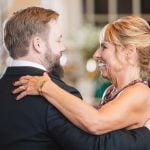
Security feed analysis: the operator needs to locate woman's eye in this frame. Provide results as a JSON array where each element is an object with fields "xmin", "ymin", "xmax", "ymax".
[
  {"xmin": 102, "ymin": 45, "xmax": 107, "ymax": 50},
  {"xmin": 100, "ymin": 43, "xmax": 107, "ymax": 51}
]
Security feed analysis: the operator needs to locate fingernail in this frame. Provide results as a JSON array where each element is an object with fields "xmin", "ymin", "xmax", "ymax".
[
  {"xmin": 44, "ymin": 72, "xmax": 48, "ymax": 75},
  {"xmin": 12, "ymin": 90, "xmax": 15, "ymax": 94},
  {"xmin": 12, "ymin": 82, "xmax": 15, "ymax": 86},
  {"xmin": 16, "ymin": 97, "xmax": 19, "ymax": 100}
]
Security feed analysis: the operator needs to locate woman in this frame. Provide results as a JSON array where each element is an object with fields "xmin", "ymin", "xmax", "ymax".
[{"xmin": 13, "ymin": 16, "xmax": 150, "ymax": 135}]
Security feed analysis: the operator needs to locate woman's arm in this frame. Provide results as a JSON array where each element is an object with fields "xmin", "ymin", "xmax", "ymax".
[
  {"xmin": 40, "ymin": 80, "xmax": 149, "ymax": 134},
  {"xmin": 13, "ymin": 74, "xmax": 149, "ymax": 135}
]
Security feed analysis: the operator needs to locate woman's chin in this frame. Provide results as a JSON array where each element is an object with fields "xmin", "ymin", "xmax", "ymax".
[{"xmin": 100, "ymin": 72, "xmax": 108, "ymax": 80}]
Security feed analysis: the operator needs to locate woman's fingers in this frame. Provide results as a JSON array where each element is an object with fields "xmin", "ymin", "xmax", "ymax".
[
  {"xmin": 19, "ymin": 75, "xmax": 33, "ymax": 80},
  {"xmin": 16, "ymin": 91, "xmax": 27, "ymax": 100},
  {"xmin": 13, "ymin": 75, "xmax": 34, "ymax": 86},
  {"xmin": 12, "ymin": 85, "xmax": 27, "ymax": 94},
  {"xmin": 12, "ymin": 73, "xmax": 50, "ymax": 100},
  {"xmin": 13, "ymin": 79, "xmax": 28, "ymax": 86}
]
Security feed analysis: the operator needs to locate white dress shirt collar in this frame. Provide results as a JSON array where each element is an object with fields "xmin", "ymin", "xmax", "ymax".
[{"xmin": 9, "ymin": 60, "xmax": 47, "ymax": 71}]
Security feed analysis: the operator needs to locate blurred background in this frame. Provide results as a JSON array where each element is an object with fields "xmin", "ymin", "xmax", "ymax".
[{"xmin": 0, "ymin": 0, "xmax": 150, "ymax": 105}]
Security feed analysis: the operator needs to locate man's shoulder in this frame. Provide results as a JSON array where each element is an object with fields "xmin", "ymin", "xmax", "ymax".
[
  {"xmin": 50, "ymin": 75, "xmax": 82, "ymax": 99},
  {"xmin": 4, "ymin": 66, "xmax": 45, "ymax": 76}
]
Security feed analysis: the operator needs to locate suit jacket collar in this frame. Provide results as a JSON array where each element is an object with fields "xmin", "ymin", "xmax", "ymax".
[
  {"xmin": 4, "ymin": 66, "xmax": 59, "ymax": 81},
  {"xmin": 5, "ymin": 66, "xmax": 45, "ymax": 76}
]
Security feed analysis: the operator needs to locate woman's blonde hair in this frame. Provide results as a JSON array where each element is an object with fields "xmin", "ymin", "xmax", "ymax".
[{"xmin": 99, "ymin": 16, "xmax": 150, "ymax": 86}]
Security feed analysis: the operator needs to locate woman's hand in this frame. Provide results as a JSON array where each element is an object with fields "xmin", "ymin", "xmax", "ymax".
[{"xmin": 12, "ymin": 72, "xmax": 50, "ymax": 100}]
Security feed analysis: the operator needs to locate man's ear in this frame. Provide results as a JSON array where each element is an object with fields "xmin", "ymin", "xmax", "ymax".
[{"xmin": 32, "ymin": 36, "xmax": 43, "ymax": 53}]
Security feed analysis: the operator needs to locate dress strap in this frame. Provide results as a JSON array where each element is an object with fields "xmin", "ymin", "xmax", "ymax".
[{"xmin": 96, "ymin": 79, "xmax": 148, "ymax": 109}]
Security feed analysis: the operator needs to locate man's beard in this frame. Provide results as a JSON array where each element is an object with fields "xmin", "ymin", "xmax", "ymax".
[
  {"xmin": 44, "ymin": 52, "xmax": 64, "ymax": 78},
  {"xmin": 50, "ymin": 62, "xmax": 64, "ymax": 78},
  {"xmin": 43, "ymin": 42, "xmax": 64, "ymax": 77},
  {"xmin": 43, "ymin": 42, "xmax": 62, "ymax": 70},
  {"xmin": 44, "ymin": 50, "xmax": 60, "ymax": 72}
]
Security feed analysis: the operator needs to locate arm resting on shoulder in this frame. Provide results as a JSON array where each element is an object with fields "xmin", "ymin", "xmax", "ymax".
[{"xmin": 42, "ymin": 81, "xmax": 149, "ymax": 135}]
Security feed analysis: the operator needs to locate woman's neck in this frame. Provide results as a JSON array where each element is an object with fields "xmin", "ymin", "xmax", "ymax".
[{"xmin": 112, "ymin": 67, "xmax": 141, "ymax": 89}]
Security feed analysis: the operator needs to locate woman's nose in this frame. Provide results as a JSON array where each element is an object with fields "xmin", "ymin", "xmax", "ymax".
[
  {"xmin": 93, "ymin": 47, "xmax": 101, "ymax": 60},
  {"xmin": 60, "ymin": 43, "xmax": 66, "ymax": 52}
]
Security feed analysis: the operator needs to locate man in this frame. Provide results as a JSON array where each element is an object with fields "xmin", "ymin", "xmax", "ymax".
[{"xmin": 0, "ymin": 6, "xmax": 149, "ymax": 150}]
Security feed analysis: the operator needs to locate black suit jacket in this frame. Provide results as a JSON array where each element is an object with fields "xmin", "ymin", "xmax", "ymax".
[{"xmin": 0, "ymin": 67, "xmax": 149, "ymax": 150}]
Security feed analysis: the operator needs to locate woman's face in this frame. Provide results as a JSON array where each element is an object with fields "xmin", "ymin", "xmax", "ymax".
[{"xmin": 94, "ymin": 41, "xmax": 125, "ymax": 81}]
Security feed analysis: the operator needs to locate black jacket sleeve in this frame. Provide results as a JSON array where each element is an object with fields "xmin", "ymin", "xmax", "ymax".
[
  {"xmin": 47, "ymin": 75, "xmax": 150, "ymax": 150},
  {"xmin": 47, "ymin": 104, "xmax": 150, "ymax": 150}
]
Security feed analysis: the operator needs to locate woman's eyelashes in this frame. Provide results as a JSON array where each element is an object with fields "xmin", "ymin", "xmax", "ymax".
[{"xmin": 101, "ymin": 44, "xmax": 107, "ymax": 50}]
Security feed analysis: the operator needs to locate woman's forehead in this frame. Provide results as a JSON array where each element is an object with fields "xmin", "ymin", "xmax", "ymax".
[{"xmin": 99, "ymin": 28, "xmax": 105, "ymax": 43}]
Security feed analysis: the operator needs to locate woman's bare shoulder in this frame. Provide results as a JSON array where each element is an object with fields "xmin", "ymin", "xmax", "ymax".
[{"xmin": 119, "ymin": 82, "xmax": 150, "ymax": 104}]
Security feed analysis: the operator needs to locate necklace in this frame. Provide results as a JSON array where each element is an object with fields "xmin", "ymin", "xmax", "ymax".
[{"xmin": 96, "ymin": 79, "xmax": 148, "ymax": 109}]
